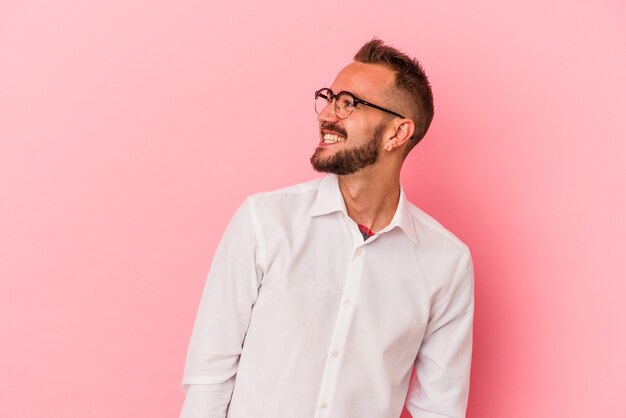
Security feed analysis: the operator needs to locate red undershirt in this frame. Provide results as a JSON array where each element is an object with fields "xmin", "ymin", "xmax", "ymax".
[{"xmin": 357, "ymin": 224, "xmax": 375, "ymax": 241}]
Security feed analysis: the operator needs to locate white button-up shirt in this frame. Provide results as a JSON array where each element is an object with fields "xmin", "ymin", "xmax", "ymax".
[{"xmin": 181, "ymin": 174, "xmax": 474, "ymax": 418}]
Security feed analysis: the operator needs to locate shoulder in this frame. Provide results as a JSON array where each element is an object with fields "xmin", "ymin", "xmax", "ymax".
[
  {"xmin": 407, "ymin": 200, "xmax": 471, "ymax": 261},
  {"xmin": 243, "ymin": 177, "xmax": 323, "ymax": 218}
]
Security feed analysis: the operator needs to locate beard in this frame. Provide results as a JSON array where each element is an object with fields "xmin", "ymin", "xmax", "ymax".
[{"xmin": 310, "ymin": 124, "xmax": 384, "ymax": 175}]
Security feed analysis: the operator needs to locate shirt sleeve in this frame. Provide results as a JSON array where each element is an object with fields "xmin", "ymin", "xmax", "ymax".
[
  {"xmin": 405, "ymin": 253, "xmax": 475, "ymax": 418},
  {"xmin": 180, "ymin": 198, "xmax": 263, "ymax": 418}
]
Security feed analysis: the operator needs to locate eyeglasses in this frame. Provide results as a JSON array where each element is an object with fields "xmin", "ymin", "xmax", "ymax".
[{"xmin": 314, "ymin": 87, "xmax": 405, "ymax": 120}]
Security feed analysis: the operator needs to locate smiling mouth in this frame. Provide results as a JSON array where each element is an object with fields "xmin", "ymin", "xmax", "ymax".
[{"xmin": 321, "ymin": 132, "xmax": 346, "ymax": 145}]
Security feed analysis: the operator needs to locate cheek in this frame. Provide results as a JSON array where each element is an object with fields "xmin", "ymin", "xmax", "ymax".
[
  {"xmin": 349, "ymin": 124, "xmax": 380, "ymax": 144},
  {"xmin": 343, "ymin": 120, "xmax": 368, "ymax": 141}
]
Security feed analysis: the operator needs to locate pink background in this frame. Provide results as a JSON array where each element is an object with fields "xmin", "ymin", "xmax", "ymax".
[{"xmin": 1, "ymin": 1, "xmax": 625, "ymax": 417}]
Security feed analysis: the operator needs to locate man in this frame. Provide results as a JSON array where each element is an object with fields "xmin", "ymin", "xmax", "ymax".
[{"xmin": 180, "ymin": 39, "xmax": 474, "ymax": 418}]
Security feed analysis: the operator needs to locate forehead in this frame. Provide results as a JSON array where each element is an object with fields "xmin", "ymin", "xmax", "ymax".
[{"xmin": 330, "ymin": 62, "xmax": 396, "ymax": 101}]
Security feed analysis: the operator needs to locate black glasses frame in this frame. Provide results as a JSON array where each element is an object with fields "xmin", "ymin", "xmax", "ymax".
[{"xmin": 315, "ymin": 88, "xmax": 406, "ymax": 119}]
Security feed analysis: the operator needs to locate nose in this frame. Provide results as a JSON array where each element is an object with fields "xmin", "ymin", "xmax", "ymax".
[{"xmin": 317, "ymin": 99, "xmax": 339, "ymax": 124}]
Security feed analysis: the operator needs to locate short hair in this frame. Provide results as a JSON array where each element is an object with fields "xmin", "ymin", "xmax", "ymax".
[{"xmin": 354, "ymin": 39, "xmax": 434, "ymax": 150}]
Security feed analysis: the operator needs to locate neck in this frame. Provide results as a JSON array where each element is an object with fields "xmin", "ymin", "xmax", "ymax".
[{"xmin": 337, "ymin": 165, "xmax": 401, "ymax": 233}]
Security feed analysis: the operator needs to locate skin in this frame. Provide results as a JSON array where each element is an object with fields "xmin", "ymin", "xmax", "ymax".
[{"xmin": 313, "ymin": 61, "xmax": 416, "ymax": 233}]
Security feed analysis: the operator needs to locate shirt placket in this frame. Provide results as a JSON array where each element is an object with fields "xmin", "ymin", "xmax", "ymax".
[{"xmin": 314, "ymin": 233, "xmax": 366, "ymax": 417}]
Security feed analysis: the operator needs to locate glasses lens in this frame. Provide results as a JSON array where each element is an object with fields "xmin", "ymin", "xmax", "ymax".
[
  {"xmin": 335, "ymin": 93, "xmax": 356, "ymax": 119},
  {"xmin": 315, "ymin": 89, "xmax": 332, "ymax": 114}
]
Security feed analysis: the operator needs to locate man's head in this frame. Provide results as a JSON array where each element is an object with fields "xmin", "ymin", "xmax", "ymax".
[
  {"xmin": 354, "ymin": 39, "xmax": 434, "ymax": 148},
  {"xmin": 310, "ymin": 39, "xmax": 434, "ymax": 175}
]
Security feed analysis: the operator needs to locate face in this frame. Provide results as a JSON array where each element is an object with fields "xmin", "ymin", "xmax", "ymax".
[{"xmin": 310, "ymin": 62, "xmax": 397, "ymax": 175}]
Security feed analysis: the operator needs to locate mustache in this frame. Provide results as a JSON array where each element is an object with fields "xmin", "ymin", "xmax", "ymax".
[{"xmin": 321, "ymin": 122, "xmax": 347, "ymax": 137}]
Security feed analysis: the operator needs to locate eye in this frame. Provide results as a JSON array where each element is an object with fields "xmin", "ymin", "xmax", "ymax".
[{"xmin": 337, "ymin": 96, "xmax": 356, "ymax": 108}]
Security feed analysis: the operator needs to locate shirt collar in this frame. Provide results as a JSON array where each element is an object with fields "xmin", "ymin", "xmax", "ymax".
[
  {"xmin": 309, "ymin": 174, "xmax": 417, "ymax": 244},
  {"xmin": 309, "ymin": 174, "xmax": 347, "ymax": 218}
]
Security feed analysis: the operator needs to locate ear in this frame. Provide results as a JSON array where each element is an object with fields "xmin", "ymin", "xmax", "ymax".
[{"xmin": 385, "ymin": 119, "xmax": 415, "ymax": 152}]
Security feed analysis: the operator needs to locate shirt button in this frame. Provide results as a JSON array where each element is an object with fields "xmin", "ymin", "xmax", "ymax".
[
  {"xmin": 344, "ymin": 298, "xmax": 352, "ymax": 306},
  {"xmin": 355, "ymin": 248, "xmax": 362, "ymax": 256},
  {"xmin": 321, "ymin": 402, "xmax": 328, "ymax": 409},
  {"xmin": 332, "ymin": 350, "xmax": 340, "ymax": 357}
]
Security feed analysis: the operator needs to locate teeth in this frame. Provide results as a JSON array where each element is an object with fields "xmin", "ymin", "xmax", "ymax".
[{"xmin": 323, "ymin": 133, "xmax": 345, "ymax": 144}]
